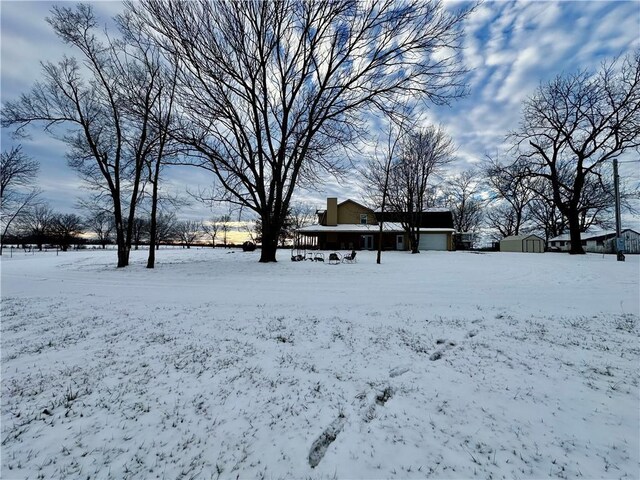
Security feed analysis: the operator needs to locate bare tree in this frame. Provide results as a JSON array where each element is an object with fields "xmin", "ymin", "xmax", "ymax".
[
  {"xmin": 214, "ymin": 214, "xmax": 232, "ymax": 248},
  {"xmin": 242, "ymin": 220, "xmax": 260, "ymax": 245},
  {"xmin": 443, "ymin": 169, "xmax": 484, "ymax": 239},
  {"xmin": 83, "ymin": 209, "xmax": 114, "ymax": 249},
  {"xmin": 50, "ymin": 213, "xmax": 84, "ymax": 251},
  {"xmin": 0, "ymin": 146, "xmax": 40, "ymax": 254},
  {"xmin": 528, "ymin": 165, "xmax": 638, "ymax": 243},
  {"xmin": 386, "ymin": 125, "xmax": 455, "ymax": 253},
  {"xmin": 175, "ymin": 220, "xmax": 201, "ymax": 248},
  {"xmin": 128, "ymin": 0, "xmax": 470, "ymax": 262},
  {"xmin": 361, "ymin": 116, "xmax": 407, "ymax": 263},
  {"xmin": 112, "ymin": 11, "xmax": 181, "ymax": 268},
  {"xmin": 528, "ymin": 190, "xmax": 567, "ymax": 244},
  {"xmin": 154, "ymin": 210, "xmax": 177, "ymax": 249},
  {"xmin": 484, "ymin": 158, "xmax": 535, "ymax": 238},
  {"xmin": 201, "ymin": 218, "xmax": 220, "ymax": 247},
  {"xmin": 130, "ymin": 217, "xmax": 149, "ymax": 250},
  {"xmin": 511, "ymin": 53, "xmax": 640, "ymax": 254},
  {"xmin": 18, "ymin": 203, "xmax": 56, "ymax": 251},
  {"xmin": 485, "ymin": 203, "xmax": 522, "ymax": 240},
  {"xmin": 1, "ymin": 5, "xmax": 175, "ymax": 267},
  {"xmin": 272, "ymin": 202, "xmax": 316, "ymax": 247},
  {"xmin": 254, "ymin": 202, "xmax": 314, "ymax": 247}
]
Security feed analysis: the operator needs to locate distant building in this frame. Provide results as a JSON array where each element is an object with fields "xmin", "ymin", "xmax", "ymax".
[
  {"xmin": 297, "ymin": 198, "xmax": 454, "ymax": 251},
  {"xmin": 548, "ymin": 229, "xmax": 640, "ymax": 254},
  {"xmin": 500, "ymin": 234, "xmax": 545, "ymax": 253},
  {"xmin": 454, "ymin": 232, "xmax": 476, "ymax": 250}
]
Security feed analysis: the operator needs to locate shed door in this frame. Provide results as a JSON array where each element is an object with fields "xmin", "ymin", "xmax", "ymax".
[
  {"xmin": 525, "ymin": 239, "xmax": 541, "ymax": 253},
  {"xmin": 419, "ymin": 233, "xmax": 447, "ymax": 251}
]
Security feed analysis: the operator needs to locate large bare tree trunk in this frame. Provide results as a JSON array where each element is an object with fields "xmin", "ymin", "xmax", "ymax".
[
  {"xmin": 567, "ymin": 206, "xmax": 585, "ymax": 255},
  {"xmin": 259, "ymin": 218, "xmax": 280, "ymax": 263},
  {"xmin": 115, "ymin": 215, "xmax": 129, "ymax": 268}
]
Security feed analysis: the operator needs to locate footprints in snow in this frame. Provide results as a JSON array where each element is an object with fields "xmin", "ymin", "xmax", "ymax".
[
  {"xmin": 309, "ymin": 385, "xmax": 395, "ymax": 468},
  {"xmin": 389, "ymin": 365, "xmax": 410, "ymax": 378},
  {"xmin": 430, "ymin": 338, "xmax": 457, "ymax": 361},
  {"xmin": 429, "ymin": 328, "xmax": 480, "ymax": 361},
  {"xmin": 308, "ymin": 414, "xmax": 346, "ymax": 468},
  {"xmin": 308, "ymin": 326, "xmax": 482, "ymax": 468}
]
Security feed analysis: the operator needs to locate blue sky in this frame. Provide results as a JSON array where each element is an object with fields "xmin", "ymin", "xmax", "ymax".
[{"xmin": 2, "ymin": 1, "xmax": 639, "ymax": 221}]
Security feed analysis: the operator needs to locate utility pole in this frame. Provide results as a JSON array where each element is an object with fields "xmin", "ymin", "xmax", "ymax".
[{"xmin": 613, "ymin": 158, "xmax": 625, "ymax": 262}]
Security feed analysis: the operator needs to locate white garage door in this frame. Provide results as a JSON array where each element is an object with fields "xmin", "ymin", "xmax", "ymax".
[{"xmin": 419, "ymin": 233, "xmax": 448, "ymax": 251}]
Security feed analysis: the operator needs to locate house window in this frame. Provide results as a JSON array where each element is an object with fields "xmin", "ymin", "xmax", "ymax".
[{"xmin": 360, "ymin": 214, "xmax": 367, "ymax": 225}]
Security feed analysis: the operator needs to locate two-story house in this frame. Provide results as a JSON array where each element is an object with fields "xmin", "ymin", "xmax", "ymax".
[{"xmin": 297, "ymin": 198, "xmax": 455, "ymax": 251}]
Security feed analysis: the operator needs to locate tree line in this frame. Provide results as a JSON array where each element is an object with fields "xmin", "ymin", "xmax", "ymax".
[
  {"xmin": 0, "ymin": 189, "xmax": 239, "ymax": 253},
  {"xmin": 1, "ymin": 1, "xmax": 638, "ymax": 263},
  {"xmin": 0, "ymin": 144, "xmax": 316, "ymax": 251}
]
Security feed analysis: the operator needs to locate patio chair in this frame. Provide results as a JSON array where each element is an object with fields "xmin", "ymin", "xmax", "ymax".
[
  {"xmin": 314, "ymin": 252, "xmax": 325, "ymax": 262},
  {"xmin": 328, "ymin": 252, "xmax": 342, "ymax": 265},
  {"xmin": 342, "ymin": 250, "xmax": 357, "ymax": 263}
]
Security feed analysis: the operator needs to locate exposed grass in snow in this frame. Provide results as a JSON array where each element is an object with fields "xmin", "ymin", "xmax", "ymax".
[{"xmin": 1, "ymin": 248, "xmax": 639, "ymax": 479}]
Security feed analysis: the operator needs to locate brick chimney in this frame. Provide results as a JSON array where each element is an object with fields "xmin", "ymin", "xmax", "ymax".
[{"xmin": 326, "ymin": 198, "xmax": 338, "ymax": 226}]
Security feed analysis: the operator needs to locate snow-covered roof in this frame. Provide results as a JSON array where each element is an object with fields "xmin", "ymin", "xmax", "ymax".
[
  {"xmin": 373, "ymin": 207, "xmax": 451, "ymax": 214},
  {"xmin": 502, "ymin": 234, "xmax": 544, "ymax": 241},
  {"xmin": 297, "ymin": 223, "xmax": 455, "ymax": 234},
  {"xmin": 549, "ymin": 229, "xmax": 625, "ymax": 242},
  {"xmin": 298, "ymin": 223, "xmax": 403, "ymax": 233},
  {"xmin": 549, "ymin": 228, "xmax": 640, "ymax": 242}
]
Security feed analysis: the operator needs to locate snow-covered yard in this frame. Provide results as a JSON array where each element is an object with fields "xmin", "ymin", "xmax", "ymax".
[{"xmin": 1, "ymin": 248, "xmax": 639, "ymax": 479}]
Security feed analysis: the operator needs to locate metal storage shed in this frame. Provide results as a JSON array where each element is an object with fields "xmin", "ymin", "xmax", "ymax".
[{"xmin": 500, "ymin": 234, "xmax": 545, "ymax": 253}]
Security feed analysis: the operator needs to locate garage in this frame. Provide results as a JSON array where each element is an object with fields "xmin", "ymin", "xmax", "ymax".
[{"xmin": 418, "ymin": 233, "xmax": 448, "ymax": 251}]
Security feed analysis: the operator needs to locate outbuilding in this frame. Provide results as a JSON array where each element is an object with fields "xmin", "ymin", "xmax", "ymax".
[{"xmin": 500, "ymin": 234, "xmax": 545, "ymax": 253}]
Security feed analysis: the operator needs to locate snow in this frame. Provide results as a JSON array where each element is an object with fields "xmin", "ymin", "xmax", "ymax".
[
  {"xmin": 298, "ymin": 223, "xmax": 455, "ymax": 234},
  {"xmin": 1, "ymin": 248, "xmax": 639, "ymax": 479}
]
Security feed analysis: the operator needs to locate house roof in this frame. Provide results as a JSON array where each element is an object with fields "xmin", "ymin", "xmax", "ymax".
[
  {"xmin": 375, "ymin": 210, "xmax": 454, "ymax": 229},
  {"xmin": 549, "ymin": 228, "xmax": 639, "ymax": 242},
  {"xmin": 298, "ymin": 223, "xmax": 455, "ymax": 234}
]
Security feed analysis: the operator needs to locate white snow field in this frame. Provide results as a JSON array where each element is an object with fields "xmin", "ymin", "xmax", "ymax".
[{"xmin": 1, "ymin": 248, "xmax": 639, "ymax": 479}]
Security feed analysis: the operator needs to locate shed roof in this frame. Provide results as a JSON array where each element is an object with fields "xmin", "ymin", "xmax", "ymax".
[{"xmin": 501, "ymin": 234, "xmax": 544, "ymax": 242}]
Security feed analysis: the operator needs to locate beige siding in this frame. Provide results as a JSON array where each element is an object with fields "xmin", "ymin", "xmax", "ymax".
[
  {"xmin": 337, "ymin": 201, "xmax": 375, "ymax": 225},
  {"xmin": 500, "ymin": 239, "xmax": 521, "ymax": 252}
]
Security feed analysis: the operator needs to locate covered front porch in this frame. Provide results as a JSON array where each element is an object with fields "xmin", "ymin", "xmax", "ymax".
[{"xmin": 297, "ymin": 224, "xmax": 407, "ymax": 251}]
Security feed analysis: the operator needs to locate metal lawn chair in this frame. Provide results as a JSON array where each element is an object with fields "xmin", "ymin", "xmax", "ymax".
[
  {"xmin": 342, "ymin": 250, "xmax": 357, "ymax": 263},
  {"xmin": 328, "ymin": 252, "xmax": 342, "ymax": 265}
]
